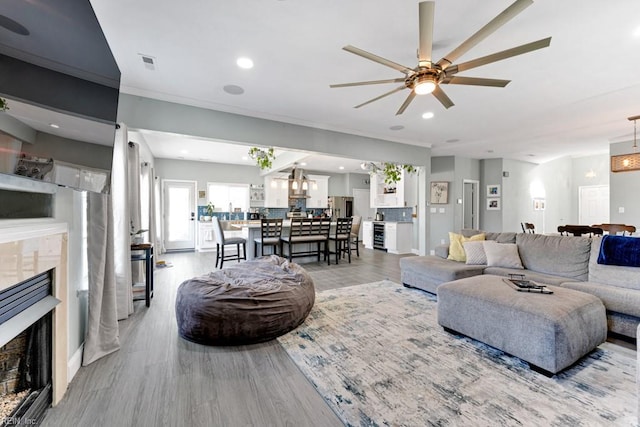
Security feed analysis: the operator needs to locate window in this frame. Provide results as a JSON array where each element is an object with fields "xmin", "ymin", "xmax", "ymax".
[{"xmin": 207, "ymin": 182, "xmax": 250, "ymax": 212}]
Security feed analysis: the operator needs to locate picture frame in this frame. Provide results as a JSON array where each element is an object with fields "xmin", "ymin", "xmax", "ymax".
[
  {"xmin": 430, "ymin": 181, "xmax": 449, "ymax": 204},
  {"xmin": 487, "ymin": 198, "xmax": 501, "ymax": 210},
  {"xmin": 533, "ymin": 198, "xmax": 546, "ymax": 211},
  {"xmin": 487, "ymin": 184, "xmax": 501, "ymax": 197}
]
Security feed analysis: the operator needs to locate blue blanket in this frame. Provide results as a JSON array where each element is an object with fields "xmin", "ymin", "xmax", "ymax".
[{"xmin": 597, "ymin": 235, "xmax": 640, "ymax": 267}]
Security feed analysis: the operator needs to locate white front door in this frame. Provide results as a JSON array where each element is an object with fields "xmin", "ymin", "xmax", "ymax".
[
  {"xmin": 163, "ymin": 180, "xmax": 197, "ymax": 251},
  {"xmin": 578, "ymin": 185, "xmax": 609, "ymax": 225}
]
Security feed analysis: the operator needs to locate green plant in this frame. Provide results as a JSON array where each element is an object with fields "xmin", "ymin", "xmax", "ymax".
[
  {"xmin": 206, "ymin": 202, "xmax": 215, "ymax": 216},
  {"xmin": 248, "ymin": 147, "xmax": 275, "ymax": 170},
  {"xmin": 130, "ymin": 221, "xmax": 148, "ymax": 236},
  {"xmin": 381, "ymin": 163, "xmax": 417, "ymax": 185},
  {"xmin": 0, "ymin": 98, "xmax": 8, "ymax": 112}
]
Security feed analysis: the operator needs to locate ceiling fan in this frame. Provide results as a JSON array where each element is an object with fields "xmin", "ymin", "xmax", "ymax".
[{"xmin": 330, "ymin": 0, "xmax": 551, "ymax": 115}]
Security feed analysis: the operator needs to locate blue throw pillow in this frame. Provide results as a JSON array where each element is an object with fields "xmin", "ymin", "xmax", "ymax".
[{"xmin": 597, "ymin": 235, "xmax": 640, "ymax": 267}]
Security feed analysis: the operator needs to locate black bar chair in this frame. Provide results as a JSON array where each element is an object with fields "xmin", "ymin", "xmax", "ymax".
[
  {"xmin": 254, "ymin": 218, "xmax": 283, "ymax": 256},
  {"xmin": 329, "ymin": 217, "xmax": 353, "ymax": 264}
]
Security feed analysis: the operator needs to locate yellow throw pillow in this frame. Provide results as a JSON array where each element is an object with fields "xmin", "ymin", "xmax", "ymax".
[{"xmin": 447, "ymin": 232, "xmax": 486, "ymax": 262}]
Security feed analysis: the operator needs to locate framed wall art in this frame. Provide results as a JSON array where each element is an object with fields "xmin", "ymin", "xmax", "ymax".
[
  {"xmin": 487, "ymin": 184, "xmax": 501, "ymax": 197},
  {"xmin": 487, "ymin": 198, "xmax": 501, "ymax": 210},
  {"xmin": 430, "ymin": 181, "xmax": 449, "ymax": 204}
]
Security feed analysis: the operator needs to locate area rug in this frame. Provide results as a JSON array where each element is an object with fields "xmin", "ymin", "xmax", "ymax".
[{"xmin": 277, "ymin": 281, "xmax": 637, "ymax": 426}]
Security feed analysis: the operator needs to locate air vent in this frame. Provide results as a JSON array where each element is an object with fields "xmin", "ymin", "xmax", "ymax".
[{"xmin": 139, "ymin": 54, "xmax": 156, "ymax": 70}]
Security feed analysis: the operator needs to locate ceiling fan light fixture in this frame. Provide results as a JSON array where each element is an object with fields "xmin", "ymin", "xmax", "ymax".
[{"xmin": 414, "ymin": 75, "xmax": 436, "ymax": 95}]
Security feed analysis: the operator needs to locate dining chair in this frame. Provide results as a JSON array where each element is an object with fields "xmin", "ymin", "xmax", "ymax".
[
  {"xmin": 280, "ymin": 218, "xmax": 331, "ymax": 264},
  {"xmin": 329, "ymin": 217, "xmax": 353, "ymax": 265},
  {"xmin": 212, "ymin": 216, "xmax": 246, "ymax": 268},
  {"xmin": 520, "ymin": 222, "xmax": 535, "ymax": 233},
  {"xmin": 606, "ymin": 224, "xmax": 636, "ymax": 236},
  {"xmin": 349, "ymin": 215, "xmax": 362, "ymax": 257},
  {"xmin": 254, "ymin": 218, "xmax": 283, "ymax": 256}
]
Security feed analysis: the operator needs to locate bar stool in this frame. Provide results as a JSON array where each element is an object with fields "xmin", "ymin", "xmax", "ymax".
[
  {"xmin": 254, "ymin": 218, "xmax": 283, "ymax": 256},
  {"xmin": 349, "ymin": 215, "xmax": 362, "ymax": 257},
  {"xmin": 212, "ymin": 217, "xmax": 246, "ymax": 268},
  {"xmin": 329, "ymin": 217, "xmax": 353, "ymax": 264}
]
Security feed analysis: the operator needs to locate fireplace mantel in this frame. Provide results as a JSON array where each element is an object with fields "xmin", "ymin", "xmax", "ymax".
[{"xmin": 0, "ymin": 218, "xmax": 68, "ymax": 405}]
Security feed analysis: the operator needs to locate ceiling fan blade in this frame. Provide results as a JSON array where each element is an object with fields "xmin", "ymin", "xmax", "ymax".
[
  {"xmin": 432, "ymin": 86, "xmax": 454, "ymax": 109},
  {"xmin": 354, "ymin": 85, "xmax": 407, "ymax": 109},
  {"xmin": 436, "ymin": 0, "xmax": 533, "ymax": 70},
  {"xmin": 442, "ymin": 76, "xmax": 510, "ymax": 87},
  {"xmin": 343, "ymin": 45, "xmax": 415, "ymax": 75},
  {"xmin": 330, "ymin": 78, "xmax": 406, "ymax": 88},
  {"xmin": 445, "ymin": 37, "xmax": 552, "ymax": 74},
  {"xmin": 396, "ymin": 92, "xmax": 417, "ymax": 115},
  {"xmin": 418, "ymin": 1, "xmax": 435, "ymax": 67}
]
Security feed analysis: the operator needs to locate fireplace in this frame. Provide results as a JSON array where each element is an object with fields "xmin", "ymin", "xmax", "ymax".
[
  {"xmin": 0, "ymin": 219, "xmax": 68, "ymax": 417},
  {"xmin": 0, "ymin": 271, "xmax": 56, "ymax": 425}
]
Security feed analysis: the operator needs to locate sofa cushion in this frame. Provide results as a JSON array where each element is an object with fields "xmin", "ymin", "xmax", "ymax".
[
  {"xmin": 400, "ymin": 255, "xmax": 485, "ymax": 285},
  {"xmin": 463, "ymin": 241, "xmax": 487, "ymax": 265},
  {"xmin": 516, "ymin": 233, "xmax": 591, "ymax": 281},
  {"xmin": 483, "ymin": 242, "xmax": 523, "ymax": 269},
  {"xmin": 461, "ymin": 229, "xmax": 516, "ymax": 243},
  {"xmin": 434, "ymin": 244, "xmax": 449, "ymax": 259},
  {"xmin": 448, "ymin": 232, "xmax": 485, "ymax": 262},
  {"xmin": 561, "ymin": 281, "xmax": 640, "ymax": 318},
  {"xmin": 588, "ymin": 236, "xmax": 640, "ymax": 291}
]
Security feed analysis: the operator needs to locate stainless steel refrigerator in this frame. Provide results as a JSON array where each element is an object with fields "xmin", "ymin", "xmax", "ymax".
[{"xmin": 327, "ymin": 196, "xmax": 353, "ymax": 218}]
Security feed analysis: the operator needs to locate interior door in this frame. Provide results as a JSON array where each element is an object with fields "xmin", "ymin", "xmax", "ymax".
[
  {"xmin": 579, "ymin": 185, "xmax": 609, "ymax": 225},
  {"xmin": 163, "ymin": 180, "xmax": 196, "ymax": 251},
  {"xmin": 463, "ymin": 180, "xmax": 479, "ymax": 230}
]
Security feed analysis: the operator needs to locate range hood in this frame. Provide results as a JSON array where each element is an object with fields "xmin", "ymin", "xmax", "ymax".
[{"xmin": 288, "ymin": 168, "xmax": 310, "ymax": 199}]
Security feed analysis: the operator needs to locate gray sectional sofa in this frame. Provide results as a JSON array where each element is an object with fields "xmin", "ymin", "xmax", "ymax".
[{"xmin": 400, "ymin": 231, "xmax": 640, "ymax": 338}]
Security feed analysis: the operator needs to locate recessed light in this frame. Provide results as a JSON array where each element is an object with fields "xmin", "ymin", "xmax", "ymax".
[
  {"xmin": 180, "ymin": 150, "xmax": 188, "ymax": 154},
  {"xmin": 633, "ymin": 26, "xmax": 640, "ymax": 38},
  {"xmin": 389, "ymin": 125, "xmax": 404, "ymax": 131},
  {"xmin": 223, "ymin": 85, "xmax": 245, "ymax": 95},
  {"xmin": 487, "ymin": 150, "xmax": 494, "ymax": 153},
  {"xmin": 339, "ymin": 166, "xmax": 345, "ymax": 170},
  {"xmin": 422, "ymin": 112, "xmax": 434, "ymax": 119},
  {"xmin": 300, "ymin": 162, "xmax": 307, "ymax": 166},
  {"xmin": 527, "ymin": 154, "xmax": 536, "ymax": 157},
  {"xmin": 236, "ymin": 57, "xmax": 254, "ymax": 69},
  {"xmin": 446, "ymin": 138, "xmax": 460, "ymax": 143},
  {"xmin": 242, "ymin": 156, "xmax": 248, "ymax": 161},
  {"xmin": 49, "ymin": 123, "xmax": 60, "ymax": 129}
]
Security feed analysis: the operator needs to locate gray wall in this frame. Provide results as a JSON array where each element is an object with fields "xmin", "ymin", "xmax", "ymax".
[
  {"xmin": 429, "ymin": 156, "xmax": 455, "ymax": 250},
  {"xmin": 23, "ymin": 132, "xmax": 113, "ymax": 171},
  {"xmin": 610, "ymin": 141, "xmax": 640, "ymax": 225},
  {"xmin": 480, "ymin": 158, "xmax": 504, "ymax": 232}
]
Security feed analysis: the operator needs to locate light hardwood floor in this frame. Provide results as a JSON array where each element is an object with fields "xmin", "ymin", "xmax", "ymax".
[{"xmin": 43, "ymin": 246, "xmax": 412, "ymax": 426}]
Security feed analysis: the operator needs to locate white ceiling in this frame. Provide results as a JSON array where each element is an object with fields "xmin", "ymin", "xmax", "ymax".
[{"xmin": 11, "ymin": 0, "xmax": 640, "ymax": 171}]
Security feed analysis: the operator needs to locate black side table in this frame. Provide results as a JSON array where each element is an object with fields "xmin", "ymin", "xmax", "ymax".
[{"xmin": 131, "ymin": 243, "xmax": 154, "ymax": 307}]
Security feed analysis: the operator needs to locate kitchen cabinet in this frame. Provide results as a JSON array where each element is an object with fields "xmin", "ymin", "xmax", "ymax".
[
  {"xmin": 362, "ymin": 221, "xmax": 373, "ymax": 249},
  {"xmin": 370, "ymin": 171, "xmax": 406, "ymax": 208},
  {"xmin": 362, "ymin": 221, "xmax": 412, "ymax": 253},
  {"xmin": 264, "ymin": 174, "xmax": 289, "ymax": 208},
  {"xmin": 197, "ymin": 222, "xmax": 216, "ymax": 251},
  {"xmin": 306, "ymin": 175, "xmax": 329, "ymax": 208},
  {"xmin": 385, "ymin": 222, "xmax": 412, "ymax": 254}
]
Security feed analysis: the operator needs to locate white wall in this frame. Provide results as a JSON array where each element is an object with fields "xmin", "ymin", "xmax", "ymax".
[{"xmin": 570, "ymin": 153, "xmax": 609, "ymax": 224}]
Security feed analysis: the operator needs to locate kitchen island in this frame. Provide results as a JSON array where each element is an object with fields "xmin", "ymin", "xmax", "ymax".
[{"xmin": 236, "ymin": 220, "xmax": 339, "ymax": 262}]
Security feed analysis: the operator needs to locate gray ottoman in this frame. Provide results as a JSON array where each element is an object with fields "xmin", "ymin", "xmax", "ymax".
[{"xmin": 437, "ymin": 274, "xmax": 607, "ymax": 375}]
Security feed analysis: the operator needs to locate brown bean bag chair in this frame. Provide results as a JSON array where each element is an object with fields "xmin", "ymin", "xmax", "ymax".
[{"xmin": 175, "ymin": 255, "xmax": 315, "ymax": 345}]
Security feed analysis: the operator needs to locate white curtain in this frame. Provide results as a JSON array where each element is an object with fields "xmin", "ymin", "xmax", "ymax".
[
  {"xmin": 129, "ymin": 142, "xmax": 144, "ymax": 284},
  {"xmin": 83, "ymin": 192, "xmax": 120, "ymax": 365},
  {"xmin": 83, "ymin": 123, "xmax": 134, "ymax": 364},
  {"xmin": 113, "ymin": 125, "xmax": 134, "ymax": 319}
]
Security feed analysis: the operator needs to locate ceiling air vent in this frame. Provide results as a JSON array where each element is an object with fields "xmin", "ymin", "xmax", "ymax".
[{"xmin": 140, "ymin": 54, "xmax": 156, "ymax": 70}]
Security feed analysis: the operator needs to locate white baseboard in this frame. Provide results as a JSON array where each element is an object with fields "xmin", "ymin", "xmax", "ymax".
[{"xmin": 68, "ymin": 343, "xmax": 84, "ymax": 382}]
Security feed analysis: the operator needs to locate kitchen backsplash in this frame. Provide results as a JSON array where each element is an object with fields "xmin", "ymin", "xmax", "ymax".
[{"xmin": 377, "ymin": 207, "xmax": 413, "ymax": 222}]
